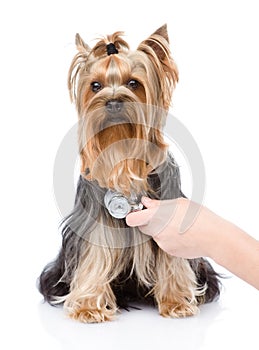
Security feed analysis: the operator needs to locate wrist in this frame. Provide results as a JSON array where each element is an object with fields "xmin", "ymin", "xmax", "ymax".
[
  {"xmin": 205, "ymin": 219, "xmax": 241, "ymax": 265},
  {"xmin": 193, "ymin": 207, "xmax": 229, "ymax": 259}
]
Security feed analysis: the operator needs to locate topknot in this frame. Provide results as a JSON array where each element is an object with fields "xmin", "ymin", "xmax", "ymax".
[{"xmin": 91, "ymin": 32, "xmax": 129, "ymax": 57}]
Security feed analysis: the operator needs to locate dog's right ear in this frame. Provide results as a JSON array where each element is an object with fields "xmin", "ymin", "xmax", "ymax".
[
  {"xmin": 75, "ymin": 33, "xmax": 91, "ymax": 53},
  {"xmin": 68, "ymin": 34, "xmax": 91, "ymax": 109}
]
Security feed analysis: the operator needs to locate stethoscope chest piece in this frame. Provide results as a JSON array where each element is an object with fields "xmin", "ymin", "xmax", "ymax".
[{"xmin": 104, "ymin": 190, "xmax": 143, "ymax": 219}]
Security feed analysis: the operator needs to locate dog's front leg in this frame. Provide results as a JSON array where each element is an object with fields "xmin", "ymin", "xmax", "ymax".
[
  {"xmin": 154, "ymin": 252, "xmax": 205, "ymax": 318},
  {"xmin": 63, "ymin": 245, "xmax": 118, "ymax": 323}
]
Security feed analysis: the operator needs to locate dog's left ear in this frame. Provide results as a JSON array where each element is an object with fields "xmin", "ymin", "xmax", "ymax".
[
  {"xmin": 154, "ymin": 24, "xmax": 169, "ymax": 42},
  {"xmin": 138, "ymin": 24, "xmax": 178, "ymax": 88},
  {"xmin": 138, "ymin": 24, "xmax": 170, "ymax": 61}
]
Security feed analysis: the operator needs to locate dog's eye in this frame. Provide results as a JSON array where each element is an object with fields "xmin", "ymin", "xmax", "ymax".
[
  {"xmin": 127, "ymin": 79, "xmax": 139, "ymax": 90},
  {"xmin": 91, "ymin": 82, "xmax": 102, "ymax": 92}
]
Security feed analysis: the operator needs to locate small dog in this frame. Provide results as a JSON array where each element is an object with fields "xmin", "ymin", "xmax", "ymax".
[{"xmin": 39, "ymin": 25, "xmax": 221, "ymax": 323}]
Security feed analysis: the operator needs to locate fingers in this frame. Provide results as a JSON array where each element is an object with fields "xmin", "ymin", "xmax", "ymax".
[
  {"xmin": 126, "ymin": 196, "xmax": 175, "ymax": 226},
  {"xmin": 126, "ymin": 197, "xmax": 182, "ymax": 238},
  {"xmin": 126, "ymin": 197, "xmax": 161, "ymax": 228},
  {"xmin": 141, "ymin": 196, "xmax": 160, "ymax": 209},
  {"xmin": 126, "ymin": 207, "xmax": 153, "ymax": 228},
  {"xmin": 126, "ymin": 197, "xmax": 167, "ymax": 239}
]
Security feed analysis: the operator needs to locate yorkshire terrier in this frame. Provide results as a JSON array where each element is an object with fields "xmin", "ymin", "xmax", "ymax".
[{"xmin": 39, "ymin": 25, "xmax": 221, "ymax": 323}]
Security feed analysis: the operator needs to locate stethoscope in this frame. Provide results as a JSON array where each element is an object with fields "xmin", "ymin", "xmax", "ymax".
[{"xmin": 104, "ymin": 190, "xmax": 143, "ymax": 219}]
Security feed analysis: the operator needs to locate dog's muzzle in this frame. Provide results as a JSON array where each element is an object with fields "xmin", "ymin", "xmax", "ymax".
[
  {"xmin": 104, "ymin": 190, "xmax": 143, "ymax": 219},
  {"xmin": 106, "ymin": 99, "xmax": 124, "ymax": 114}
]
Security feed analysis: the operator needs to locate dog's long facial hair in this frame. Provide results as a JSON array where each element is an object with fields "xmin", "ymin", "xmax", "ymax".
[{"xmin": 38, "ymin": 25, "xmax": 221, "ymax": 323}]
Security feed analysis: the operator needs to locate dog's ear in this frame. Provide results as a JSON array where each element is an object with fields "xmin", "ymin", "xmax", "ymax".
[
  {"xmin": 137, "ymin": 24, "xmax": 178, "ymax": 90},
  {"xmin": 75, "ymin": 33, "xmax": 91, "ymax": 53},
  {"xmin": 68, "ymin": 34, "xmax": 91, "ymax": 108},
  {"xmin": 137, "ymin": 24, "xmax": 170, "ymax": 61},
  {"xmin": 151, "ymin": 24, "xmax": 169, "ymax": 43}
]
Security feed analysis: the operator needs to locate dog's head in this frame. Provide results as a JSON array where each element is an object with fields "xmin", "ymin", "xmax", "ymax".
[{"xmin": 68, "ymin": 25, "xmax": 178, "ymax": 195}]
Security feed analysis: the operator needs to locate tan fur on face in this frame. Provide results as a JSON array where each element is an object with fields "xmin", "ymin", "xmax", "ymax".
[{"xmin": 68, "ymin": 28, "xmax": 178, "ymax": 195}]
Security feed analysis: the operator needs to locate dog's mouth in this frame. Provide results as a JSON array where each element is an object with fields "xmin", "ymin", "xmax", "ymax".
[{"xmin": 102, "ymin": 114, "xmax": 131, "ymax": 128}]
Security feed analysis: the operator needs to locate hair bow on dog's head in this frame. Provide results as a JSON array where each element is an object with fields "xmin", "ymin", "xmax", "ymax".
[{"xmin": 106, "ymin": 43, "xmax": 118, "ymax": 55}]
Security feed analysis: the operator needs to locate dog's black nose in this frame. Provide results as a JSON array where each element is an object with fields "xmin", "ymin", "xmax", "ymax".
[{"xmin": 106, "ymin": 100, "xmax": 123, "ymax": 114}]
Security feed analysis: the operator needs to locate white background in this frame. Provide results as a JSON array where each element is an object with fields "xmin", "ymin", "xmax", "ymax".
[{"xmin": 1, "ymin": 0, "xmax": 258, "ymax": 349}]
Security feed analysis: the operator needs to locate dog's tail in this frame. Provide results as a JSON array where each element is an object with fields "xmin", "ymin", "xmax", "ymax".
[
  {"xmin": 37, "ymin": 218, "xmax": 85, "ymax": 304},
  {"xmin": 189, "ymin": 258, "xmax": 222, "ymax": 303},
  {"xmin": 38, "ymin": 248, "xmax": 70, "ymax": 304}
]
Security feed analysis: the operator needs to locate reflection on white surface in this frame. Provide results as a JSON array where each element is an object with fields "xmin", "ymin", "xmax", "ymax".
[
  {"xmin": 37, "ymin": 273, "xmax": 259, "ymax": 350},
  {"xmin": 38, "ymin": 301, "xmax": 220, "ymax": 350}
]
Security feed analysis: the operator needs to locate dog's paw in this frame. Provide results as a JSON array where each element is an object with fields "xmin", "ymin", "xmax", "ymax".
[
  {"xmin": 69, "ymin": 308, "xmax": 116, "ymax": 323},
  {"xmin": 159, "ymin": 302, "xmax": 199, "ymax": 318}
]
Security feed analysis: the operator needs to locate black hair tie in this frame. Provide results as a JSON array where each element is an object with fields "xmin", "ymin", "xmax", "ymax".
[{"xmin": 106, "ymin": 43, "xmax": 118, "ymax": 56}]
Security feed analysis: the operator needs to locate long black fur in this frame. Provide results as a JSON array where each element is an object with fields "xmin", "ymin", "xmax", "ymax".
[{"xmin": 38, "ymin": 153, "xmax": 221, "ymax": 307}]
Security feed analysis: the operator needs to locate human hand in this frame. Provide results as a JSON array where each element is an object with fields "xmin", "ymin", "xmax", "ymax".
[
  {"xmin": 126, "ymin": 197, "xmax": 219, "ymax": 259},
  {"xmin": 127, "ymin": 196, "xmax": 259, "ymax": 290}
]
